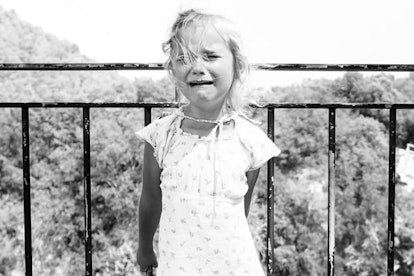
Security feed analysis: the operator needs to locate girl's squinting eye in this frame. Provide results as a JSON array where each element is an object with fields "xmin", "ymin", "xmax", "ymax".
[
  {"xmin": 175, "ymin": 56, "xmax": 185, "ymax": 63},
  {"xmin": 203, "ymin": 54, "xmax": 219, "ymax": 61}
]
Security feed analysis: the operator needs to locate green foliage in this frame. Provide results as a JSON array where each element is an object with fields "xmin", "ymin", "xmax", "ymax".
[
  {"xmin": 275, "ymin": 109, "xmax": 327, "ymax": 174},
  {"xmin": 134, "ymin": 77, "xmax": 174, "ymax": 102},
  {"xmin": 334, "ymin": 114, "xmax": 389, "ymax": 275}
]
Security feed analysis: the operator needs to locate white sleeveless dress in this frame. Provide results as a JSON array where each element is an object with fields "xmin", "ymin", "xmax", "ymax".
[{"xmin": 136, "ymin": 110, "xmax": 280, "ymax": 276}]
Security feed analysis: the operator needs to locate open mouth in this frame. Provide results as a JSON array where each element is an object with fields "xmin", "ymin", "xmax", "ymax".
[{"xmin": 188, "ymin": 80, "xmax": 214, "ymax": 87}]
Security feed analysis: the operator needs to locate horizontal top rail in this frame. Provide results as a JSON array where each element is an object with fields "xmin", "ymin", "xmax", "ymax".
[
  {"xmin": 1, "ymin": 63, "xmax": 414, "ymax": 71},
  {"xmin": 1, "ymin": 102, "xmax": 414, "ymax": 109}
]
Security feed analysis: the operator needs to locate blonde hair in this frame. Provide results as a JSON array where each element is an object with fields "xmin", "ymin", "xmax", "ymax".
[{"xmin": 162, "ymin": 9, "xmax": 251, "ymax": 113}]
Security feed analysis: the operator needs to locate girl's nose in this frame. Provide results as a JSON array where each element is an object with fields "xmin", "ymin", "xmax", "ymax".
[{"xmin": 190, "ymin": 58, "xmax": 207, "ymax": 75}]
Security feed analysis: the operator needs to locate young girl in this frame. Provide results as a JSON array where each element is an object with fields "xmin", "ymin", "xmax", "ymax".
[{"xmin": 136, "ymin": 9, "xmax": 280, "ymax": 276}]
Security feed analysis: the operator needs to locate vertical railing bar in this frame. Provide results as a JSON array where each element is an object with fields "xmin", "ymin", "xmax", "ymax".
[
  {"xmin": 22, "ymin": 107, "xmax": 32, "ymax": 276},
  {"xmin": 267, "ymin": 107, "xmax": 275, "ymax": 276},
  {"xmin": 144, "ymin": 106, "xmax": 155, "ymax": 276},
  {"xmin": 144, "ymin": 105, "xmax": 153, "ymax": 275},
  {"xmin": 387, "ymin": 107, "xmax": 396, "ymax": 276},
  {"xmin": 83, "ymin": 107, "xmax": 92, "ymax": 276},
  {"xmin": 328, "ymin": 108, "xmax": 336, "ymax": 276},
  {"xmin": 144, "ymin": 107, "xmax": 152, "ymax": 126}
]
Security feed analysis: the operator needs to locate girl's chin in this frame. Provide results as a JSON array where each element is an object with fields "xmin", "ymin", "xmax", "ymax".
[
  {"xmin": 191, "ymin": 86, "xmax": 214, "ymax": 96},
  {"xmin": 183, "ymin": 86, "xmax": 228, "ymax": 103}
]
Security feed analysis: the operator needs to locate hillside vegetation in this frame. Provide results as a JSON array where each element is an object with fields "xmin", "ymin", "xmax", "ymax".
[{"xmin": 1, "ymin": 5, "xmax": 414, "ymax": 276}]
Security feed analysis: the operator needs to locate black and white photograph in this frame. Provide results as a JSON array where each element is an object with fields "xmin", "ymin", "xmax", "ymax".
[{"xmin": 1, "ymin": 0, "xmax": 414, "ymax": 275}]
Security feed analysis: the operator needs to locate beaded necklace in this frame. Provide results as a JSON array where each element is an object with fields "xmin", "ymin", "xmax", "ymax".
[
  {"xmin": 177, "ymin": 105, "xmax": 236, "ymax": 126},
  {"xmin": 179, "ymin": 113, "xmax": 221, "ymax": 125}
]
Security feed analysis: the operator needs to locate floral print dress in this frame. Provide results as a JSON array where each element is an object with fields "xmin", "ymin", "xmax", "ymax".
[{"xmin": 136, "ymin": 110, "xmax": 280, "ymax": 276}]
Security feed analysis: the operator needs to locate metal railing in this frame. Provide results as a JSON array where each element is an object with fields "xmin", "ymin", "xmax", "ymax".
[{"xmin": 1, "ymin": 63, "xmax": 414, "ymax": 276}]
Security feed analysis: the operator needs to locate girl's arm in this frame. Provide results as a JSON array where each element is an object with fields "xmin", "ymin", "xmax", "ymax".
[
  {"xmin": 244, "ymin": 168, "xmax": 260, "ymax": 217},
  {"xmin": 137, "ymin": 142, "xmax": 162, "ymax": 269}
]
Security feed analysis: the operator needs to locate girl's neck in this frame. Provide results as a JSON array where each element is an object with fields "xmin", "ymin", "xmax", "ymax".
[
  {"xmin": 182, "ymin": 103, "xmax": 229, "ymax": 121},
  {"xmin": 179, "ymin": 103, "xmax": 235, "ymax": 138}
]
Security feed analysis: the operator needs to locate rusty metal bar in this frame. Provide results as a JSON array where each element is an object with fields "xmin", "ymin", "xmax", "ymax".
[
  {"xmin": 265, "ymin": 103, "xmax": 414, "ymax": 109},
  {"xmin": 144, "ymin": 107, "xmax": 152, "ymax": 126},
  {"xmin": 1, "ymin": 63, "xmax": 414, "ymax": 71},
  {"xmin": 2, "ymin": 102, "xmax": 414, "ymax": 109},
  {"xmin": 252, "ymin": 63, "xmax": 414, "ymax": 72},
  {"xmin": 328, "ymin": 108, "xmax": 336, "ymax": 275},
  {"xmin": 142, "ymin": 106, "xmax": 159, "ymax": 276},
  {"xmin": 82, "ymin": 107, "xmax": 92, "ymax": 276},
  {"xmin": 267, "ymin": 107, "xmax": 275, "ymax": 276},
  {"xmin": 387, "ymin": 108, "xmax": 396, "ymax": 275},
  {"xmin": 0, "ymin": 102, "xmax": 180, "ymax": 108},
  {"xmin": 0, "ymin": 63, "xmax": 165, "ymax": 71},
  {"xmin": 22, "ymin": 107, "xmax": 32, "ymax": 276}
]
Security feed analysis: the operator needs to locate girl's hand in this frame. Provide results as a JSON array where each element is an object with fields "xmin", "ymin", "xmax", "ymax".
[
  {"xmin": 139, "ymin": 266, "xmax": 155, "ymax": 276},
  {"xmin": 137, "ymin": 247, "xmax": 158, "ymax": 275}
]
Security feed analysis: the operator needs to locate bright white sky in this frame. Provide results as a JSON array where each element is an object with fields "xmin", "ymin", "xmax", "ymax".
[{"xmin": 1, "ymin": 0, "xmax": 413, "ymax": 86}]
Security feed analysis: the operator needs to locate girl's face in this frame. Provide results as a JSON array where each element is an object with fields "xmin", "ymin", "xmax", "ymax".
[{"xmin": 172, "ymin": 25, "xmax": 235, "ymax": 110}]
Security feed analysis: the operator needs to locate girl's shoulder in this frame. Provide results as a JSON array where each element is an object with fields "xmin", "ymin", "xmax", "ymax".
[
  {"xmin": 135, "ymin": 112, "xmax": 180, "ymax": 168},
  {"xmin": 234, "ymin": 114, "xmax": 281, "ymax": 171},
  {"xmin": 147, "ymin": 112, "xmax": 179, "ymax": 130},
  {"xmin": 234, "ymin": 114, "xmax": 264, "ymax": 135},
  {"xmin": 135, "ymin": 112, "xmax": 179, "ymax": 144}
]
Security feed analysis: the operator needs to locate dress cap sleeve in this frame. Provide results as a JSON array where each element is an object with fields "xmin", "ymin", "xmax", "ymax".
[
  {"xmin": 135, "ymin": 114, "xmax": 177, "ymax": 168},
  {"xmin": 236, "ymin": 117, "xmax": 281, "ymax": 171}
]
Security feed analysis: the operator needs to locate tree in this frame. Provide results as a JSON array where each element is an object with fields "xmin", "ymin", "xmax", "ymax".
[
  {"xmin": 134, "ymin": 77, "xmax": 174, "ymax": 103},
  {"xmin": 335, "ymin": 114, "xmax": 389, "ymax": 275}
]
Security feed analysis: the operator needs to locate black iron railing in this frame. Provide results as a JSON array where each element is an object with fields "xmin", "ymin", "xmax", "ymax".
[{"xmin": 1, "ymin": 63, "xmax": 414, "ymax": 276}]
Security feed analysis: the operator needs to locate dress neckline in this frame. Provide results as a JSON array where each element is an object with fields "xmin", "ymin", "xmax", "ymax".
[{"xmin": 173, "ymin": 108, "xmax": 238, "ymax": 140}]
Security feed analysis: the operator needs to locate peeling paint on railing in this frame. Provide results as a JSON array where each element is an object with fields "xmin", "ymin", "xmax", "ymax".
[
  {"xmin": 267, "ymin": 108, "xmax": 275, "ymax": 276},
  {"xmin": 387, "ymin": 108, "xmax": 396, "ymax": 276},
  {"xmin": 328, "ymin": 108, "xmax": 336, "ymax": 276},
  {"xmin": 83, "ymin": 108, "xmax": 92, "ymax": 276},
  {"xmin": 21, "ymin": 107, "xmax": 32, "ymax": 276},
  {"xmin": 252, "ymin": 63, "xmax": 414, "ymax": 71},
  {"xmin": 2, "ymin": 102, "xmax": 414, "ymax": 109},
  {"xmin": 0, "ymin": 63, "xmax": 165, "ymax": 71},
  {"xmin": 1, "ymin": 63, "xmax": 414, "ymax": 71}
]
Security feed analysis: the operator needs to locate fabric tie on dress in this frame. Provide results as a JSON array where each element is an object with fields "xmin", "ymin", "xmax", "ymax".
[{"xmin": 172, "ymin": 107, "xmax": 238, "ymax": 225}]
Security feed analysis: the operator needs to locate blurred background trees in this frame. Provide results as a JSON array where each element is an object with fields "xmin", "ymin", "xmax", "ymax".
[{"xmin": 1, "ymin": 4, "xmax": 414, "ymax": 276}]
